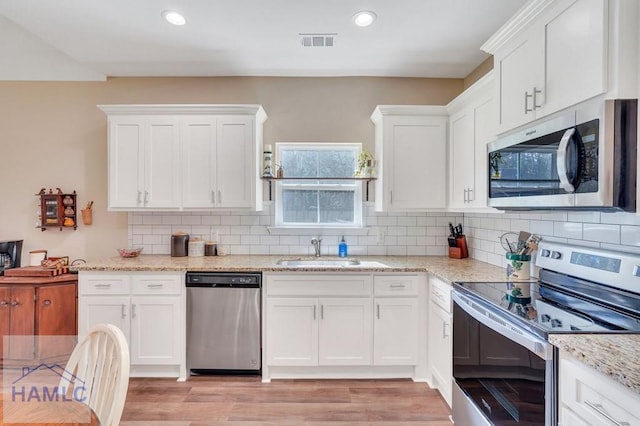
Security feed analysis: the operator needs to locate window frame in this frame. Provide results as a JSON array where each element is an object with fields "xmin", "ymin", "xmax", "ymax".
[{"xmin": 274, "ymin": 142, "xmax": 363, "ymax": 229}]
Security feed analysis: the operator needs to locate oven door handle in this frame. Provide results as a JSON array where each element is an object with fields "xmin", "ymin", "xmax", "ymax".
[
  {"xmin": 556, "ymin": 128, "xmax": 577, "ymax": 193},
  {"xmin": 452, "ymin": 290, "xmax": 552, "ymax": 360}
]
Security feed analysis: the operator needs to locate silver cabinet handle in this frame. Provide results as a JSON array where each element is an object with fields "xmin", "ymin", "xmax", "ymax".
[
  {"xmin": 11, "ymin": 299, "xmax": 19, "ymax": 307},
  {"xmin": 147, "ymin": 283, "xmax": 164, "ymax": 289},
  {"xmin": 313, "ymin": 305, "xmax": 317, "ymax": 320},
  {"xmin": 0, "ymin": 300, "xmax": 9, "ymax": 307},
  {"xmin": 320, "ymin": 304, "xmax": 324, "ymax": 320},
  {"xmin": 532, "ymin": 87, "xmax": 542, "ymax": 110},
  {"xmin": 556, "ymin": 128, "xmax": 577, "ymax": 193},
  {"xmin": 94, "ymin": 283, "xmax": 112, "ymax": 289},
  {"xmin": 525, "ymin": 91, "xmax": 533, "ymax": 114},
  {"xmin": 132, "ymin": 304, "xmax": 137, "ymax": 318},
  {"xmin": 218, "ymin": 190, "xmax": 222, "ymax": 204},
  {"xmin": 144, "ymin": 190, "xmax": 149, "ymax": 204},
  {"xmin": 121, "ymin": 304, "xmax": 127, "ymax": 319},
  {"xmin": 584, "ymin": 401, "xmax": 630, "ymax": 426},
  {"xmin": 390, "ymin": 283, "xmax": 406, "ymax": 289},
  {"xmin": 390, "ymin": 191, "xmax": 393, "ymax": 204},
  {"xmin": 443, "ymin": 322, "xmax": 450, "ymax": 338},
  {"xmin": 211, "ymin": 190, "xmax": 216, "ymax": 203},
  {"xmin": 467, "ymin": 188, "xmax": 474, "ymax": 201},
  {"xmin": 376, "ymin": 303, "xmax": 380, "ymax": 319},
  {"xmin": 463, "ymin": 188, "xmax": 468, "ymax": 203},
  {"xmin": 137, "ymin": 190, "xmax": 142, "ymax": 204}
]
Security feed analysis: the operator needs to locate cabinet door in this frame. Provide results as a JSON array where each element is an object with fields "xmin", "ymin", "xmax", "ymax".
[
  {"xmin": 544, "ymin": 0, "xmax": 606, "ymax": 116},
  {"xmin": 182, "ymin": 117, "xmax": 217, "ymax": 208},
  {"xmin": 7, "ymin": 286, "xmax": 36, "ymax": 360},
  {"xmin": 144, "ymin": 117, "xmax": 181, "ymax": 208},
  {"xmin": 373, "ymin": 297, "xmax": 418, "ymax": 365},
  {"xmin": 429, "ymin": 303, "xmax": 452, "ymax": 406},
  {"xmin": 318, "ymin": 298, "xmax": 372, "ymax": 366},
  {"xmin": 78, "ymin": 296, "xmax": 130, "ymax": 342},
  {"xmin": 470, "ymin": 95, "xmax": 496, "ymax": 209},
  {"xmin": 386, "ymin": 116, "xmax": 447, "ymax": 210},
  {"xmin": 130, "ymin": 296, "xmax": 181, "ymax": 365},
  {"xmin": 0, "ymin": 286, "xmax": 10, "ymax": 359},
  {"xmin": 108, "ymin": 116, "xmax": 145, "ymax": 209},
  {"xmin": 449, "ymin": 110, "xmax": 475, "ymax": 209},
  {"xmin": 496, "ymin": 26, "xmax": 545, "ymax": 133},
  {"xmin": 36, "ymin": 284, "xmax": 77, "ymax": 360},
  {"xmin": 266, "ymin": 298, "xmax": 318, "ymax": 366},
  {"xmin": 216, "ymin": 117, "xmax": 255, "ymax": 208}
]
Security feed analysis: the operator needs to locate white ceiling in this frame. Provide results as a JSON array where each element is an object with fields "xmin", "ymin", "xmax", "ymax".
[{"xmin": 0, "ymin": 0, "xmax": 527, "ymax": 81}]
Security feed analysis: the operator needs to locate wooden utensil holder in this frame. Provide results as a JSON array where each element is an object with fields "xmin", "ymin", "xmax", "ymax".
[
  {"xmin": 449, "ymin": 235, "xmax": 469, "ymax": 259},
  {"xmin": 81, "ymin": 209, "xmax": 92, "ymax": 225}
]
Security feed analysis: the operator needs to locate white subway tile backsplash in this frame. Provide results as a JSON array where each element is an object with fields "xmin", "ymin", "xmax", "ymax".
[
  {"xmin": 220, "ymin": 216, "xmax": 241, "ymax": 225},
  {"xmin": 529, "ymin": 220, "xmax": 554, "ymax": 237},
  {"xmin": 620, "ymin": 226, "xmax": 640, "ymax": 246},
  {"xmin": 397, "ymin": 217, "xmax": 417, "ymax": 227},
  {"xmin": 582, "ymin": 223, "xmax": 620, "ymax": 244},
  {"xmin": 554, "ymin": 221, "xmax": 582, "ymax": 239},
  {"xmin": 568, "ymin": 211, "xmax": 601, "ymax": 223}
]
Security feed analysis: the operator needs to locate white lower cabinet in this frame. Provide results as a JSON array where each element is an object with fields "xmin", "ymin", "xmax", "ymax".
[
  {"xmin": 263, "ymin": 273, "xmax": 426, "ymax": 381},
  {"xmin": 559, "ymin": 352, "xmax": 640, "ymax": 426},
  {"xmin": 78, "ymin": 271, "xmax": 186, "ymax": 380},
  {"xmin": 427, "ymin": 274, "xmax": 452, "ymax": 407}
]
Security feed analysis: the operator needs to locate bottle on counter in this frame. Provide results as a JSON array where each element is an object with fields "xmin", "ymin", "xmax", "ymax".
[{"xmin": 338, "ymin": 236, "xmax": 348, "ymax": 258}]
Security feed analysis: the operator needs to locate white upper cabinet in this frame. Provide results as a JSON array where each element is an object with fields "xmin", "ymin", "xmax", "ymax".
[
  {"xmin": 447, "ymin": 71, "xmax": 497, "ymax": 211},
  {"xmin": 371, "ymin": 106, "xmax": 448, "ymax": 212},
  {"xmin": 107, "ymin": 115, "xmax": 181, "ymax": 210},
  {"xmin": 100, "ymin": 104, "xmax": 267, "ymax": 211},
  {"xmin": 483, "ymin": 0, "xmax": 637, "ymax": 134}
]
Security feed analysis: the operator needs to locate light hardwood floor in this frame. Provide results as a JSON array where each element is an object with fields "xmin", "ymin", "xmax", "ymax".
[{"xmin": 121, "ymin": 376, "xmax": 453, "ymax": 425}]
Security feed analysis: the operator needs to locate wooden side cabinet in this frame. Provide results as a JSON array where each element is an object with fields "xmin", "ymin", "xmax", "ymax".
[
  {"xmin": 0, "ymin": 275, "xmax": 78, "ymax": 365},
  {"xmin": 37, "ymin": 189, "xmax": 78, "ymax": 231}
]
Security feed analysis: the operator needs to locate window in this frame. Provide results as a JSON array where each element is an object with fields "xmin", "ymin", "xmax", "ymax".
[{"xmin": 275, "ymin": 143, "xmax": 363, "ymax": 228}]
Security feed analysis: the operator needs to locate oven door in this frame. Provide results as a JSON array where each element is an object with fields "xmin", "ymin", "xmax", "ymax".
[{"xmin": 452, "ymin": 290, "xmax": 557, "ymax": 426}]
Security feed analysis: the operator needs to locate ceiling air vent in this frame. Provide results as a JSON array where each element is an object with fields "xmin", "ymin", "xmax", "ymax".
[{"xmin": 300, "ymin": 33, "xmax": 337, "ymax": 47}]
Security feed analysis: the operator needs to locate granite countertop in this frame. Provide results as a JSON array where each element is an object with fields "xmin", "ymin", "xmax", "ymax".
[
  {"xmin": 550, "ymin": 334, "xmax": 640, "ymax": 393},
  {"xmin": 73, "ymin": 254, "xmax": 508, "ymax": 284}
]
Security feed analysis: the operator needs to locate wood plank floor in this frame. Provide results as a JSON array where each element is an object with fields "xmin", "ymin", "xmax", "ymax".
[{"xmin": 121, "ymin": 376, "xmax": 452, "ymax": 425}]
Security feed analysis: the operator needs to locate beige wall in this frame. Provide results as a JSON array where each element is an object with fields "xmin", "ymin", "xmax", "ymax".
[
  {"xmin": 463, "ymin": 56, "xmax": 494, "ymax": 89},
  {"xmin": 0, "ymin": 76, "xmax": 463, "ymax": 261}
]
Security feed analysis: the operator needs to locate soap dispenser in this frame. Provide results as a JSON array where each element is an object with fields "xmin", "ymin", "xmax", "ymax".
[{"xmin": 338, "ymin": 236, "xmax": 348, "ymax": 258}]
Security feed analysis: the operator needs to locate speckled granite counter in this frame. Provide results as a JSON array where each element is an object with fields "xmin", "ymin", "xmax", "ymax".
[
  {"xmin": 74, "ymin": 255, "xmax": 507, "ymax": 284},
  {"xmin": 550, "ymin": 334, "xmax": 640, "ymax": 393}
]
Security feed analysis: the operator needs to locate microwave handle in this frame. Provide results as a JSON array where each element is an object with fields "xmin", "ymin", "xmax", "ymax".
[{"xmin": 556, "ymin": 128, "xmax": 576, "ymax": 193}]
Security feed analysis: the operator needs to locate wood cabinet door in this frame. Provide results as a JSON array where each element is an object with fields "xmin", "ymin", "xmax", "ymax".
[
  {"xmin": 0, "ymin": 286, "xmax": 10, "ymax": 359},
  {"xmin": 36, "ymin": 284, "xmax": 77, "ymax": 360},
  {"xmin": 8, "ymin": 286, "xmax": 36, "ymax": 360}
]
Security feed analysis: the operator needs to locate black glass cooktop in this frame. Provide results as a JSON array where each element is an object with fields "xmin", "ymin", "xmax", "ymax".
[{"xmin": 453, "ymin": 279, "xmax": 640, "ymax": 338}]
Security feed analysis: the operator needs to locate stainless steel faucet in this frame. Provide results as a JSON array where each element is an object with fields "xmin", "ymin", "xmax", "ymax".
[{"xmin": 311, "ymin": 238, "xmax": 322, "ymax": 257}]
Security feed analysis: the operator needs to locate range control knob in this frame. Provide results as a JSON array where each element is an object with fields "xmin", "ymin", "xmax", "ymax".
[
  {"xmin": 551, "ymin": 251, "xmax": 562, "ymax": 259},
  {"xmin": 541, "ymin": 249, "xmax": 550, "ymax": 257}
]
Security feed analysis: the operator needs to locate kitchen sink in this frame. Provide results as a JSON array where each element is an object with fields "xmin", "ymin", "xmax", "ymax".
[{"xmin": 276, "ymin": 259, "xmax": 389, "ymax": 268}]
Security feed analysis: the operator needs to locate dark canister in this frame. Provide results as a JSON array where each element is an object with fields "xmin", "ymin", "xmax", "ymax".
[{"xmin": 171, "ymin": 232, "xmax": 189, "ymax": 257}]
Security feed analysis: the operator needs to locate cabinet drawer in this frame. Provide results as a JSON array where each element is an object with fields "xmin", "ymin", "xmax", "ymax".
[
  {"xmin": 132, "ymin": 274, "xmax": 182, "ymax": 295},
  {"xmin": 430, "ymin": 275, "xmax": 451, "ymax": 312},
  {"xmin": 373, "ymin": 275, "xmax": 419, "ymax": 296},
  {"xmin": 560, "ymin": 354, "xmax": 640, "ymax": 426},
  {"xmin": 266, "ymin": 274, "xmax": 372, "ymax": 296},
  {"xmin": 79, "ymin": 274, "xmax": 130, "ymax": 295}
]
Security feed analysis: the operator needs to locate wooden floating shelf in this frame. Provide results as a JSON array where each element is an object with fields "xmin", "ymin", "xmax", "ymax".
[{"xmin": 260, "ymin": 176, "xmax": 376, "ymax": 201}]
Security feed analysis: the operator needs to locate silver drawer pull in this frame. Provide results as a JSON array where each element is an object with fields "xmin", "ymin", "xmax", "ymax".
[
  {"xmin": 94, "ymin": 284, "xmax": 112, "ymax": 289},
  {"xmin": 584, "ymin": 400, "xmax": 630, "ymax": 426},
  {"xmin": 146, "ymin": 284, "xmax": 164, "ymax": 288},
  {"xmin": 376, "ymin": 303, "xmax": 380, "ymax": 319},
  {"xmin": 121, "ymin": 304, "xmax": 127, "ymax": 319},
  {"xmin": 132, "ymin": 304, "xmax": 137, "ymax": 318},
  {"xmin": 390, "ymin": 284, "xmax": 406, "ymax": 289}
]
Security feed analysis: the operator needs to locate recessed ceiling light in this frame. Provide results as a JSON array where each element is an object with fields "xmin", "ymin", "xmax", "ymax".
[
  {"xmin": 161, "ymin": 10, "xmax": 186, "ymax": 26},
  {"xmin": 352, "ymin": 10, "xmax": 377, "ymax": 27}
]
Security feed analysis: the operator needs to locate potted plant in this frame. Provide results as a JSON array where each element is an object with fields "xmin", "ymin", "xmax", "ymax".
[
  {"xmin": 489, "ymin": 152, "xmax": 504, "ymax": 178},
  {"xmin": 355, "ymin": 151, "xmax": 375, "ymax": 177}
]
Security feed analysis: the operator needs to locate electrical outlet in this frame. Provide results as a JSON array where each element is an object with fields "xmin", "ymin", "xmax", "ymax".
[{"xmin": 376, "ymin": 228, "xmax": 385, "ymax": 244}]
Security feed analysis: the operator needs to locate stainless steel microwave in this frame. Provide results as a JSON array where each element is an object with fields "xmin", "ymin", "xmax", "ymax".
[{"xmin": 487, "ymin": 98, "xmax": 637, "ymax": 211}]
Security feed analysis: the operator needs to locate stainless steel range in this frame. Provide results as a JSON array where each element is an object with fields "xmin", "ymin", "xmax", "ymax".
[{"xmin": 452, "ymin": 241, "xmax": 640, "ymax": 425}]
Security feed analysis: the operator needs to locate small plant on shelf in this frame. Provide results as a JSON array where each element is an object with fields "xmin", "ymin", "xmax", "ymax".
[
  {"xmin": 489, "ymin": 152, "xmax": 504, "ymax": 178},
  {"xmin": 355, "ymin": 151, "xmax": 375, "ymax": 177}
]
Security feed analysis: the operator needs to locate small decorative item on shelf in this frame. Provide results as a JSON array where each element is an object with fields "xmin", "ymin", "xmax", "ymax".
[
  {"xmin": 37, "ymin": 188, "xmax": 77, "ymax": 231},
  {"xmin": 263, "ymin": 144, "xmax": 273, "ymax": 177},
  {"xmin": 489, "ymin": 152, "xmax": 504, "ymax": 178},
  {"xmin": 276, "ymin": 163, "xmax": 284, "ymax": 178},
  {"xmin": 355, "ymin": 150, "xmax": 375, "ymax": 177}
]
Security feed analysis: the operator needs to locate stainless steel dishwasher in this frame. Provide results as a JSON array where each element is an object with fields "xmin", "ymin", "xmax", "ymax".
[{"xmin": 186, "ymin": 272, "xmax": 261, "ymax": 374}]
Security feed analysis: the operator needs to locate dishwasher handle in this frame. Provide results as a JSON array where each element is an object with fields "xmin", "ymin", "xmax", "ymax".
[
  {"xmin": 186, "ymin": 282, "xmax": 260, "ymax": 288},
  {"xmin": 186, "ymin": 273, "xmax": 261, "ymax": 288}
]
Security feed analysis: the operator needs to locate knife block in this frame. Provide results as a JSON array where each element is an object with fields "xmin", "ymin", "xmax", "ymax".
[{"xmin": 449, "ymin": 236, "xmax": 469, "ymax": 259}]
